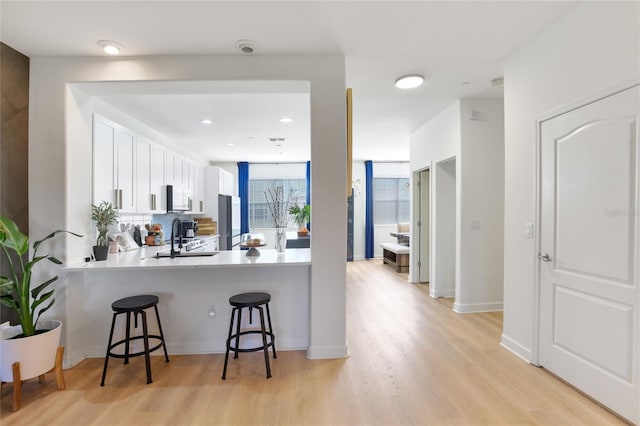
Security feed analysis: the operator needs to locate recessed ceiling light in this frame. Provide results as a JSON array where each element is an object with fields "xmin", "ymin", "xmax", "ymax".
[
  {"xmin": 97, "ymin": 40, "xmax": 124, "ymax": 55},
  {"xmin": 227, "ymin": 143, "xmax": 235, "ymax": 147},
  {"xmin": 394, "ymin": 74, "xmax": 425, "ymax": 89},
  {"xmin": 200, "ymin": 119, "xmax": 213, "ymax": 125},
  {"xmin": 461, "ymin": 81, "xmax": 471, "ymax": 85},
  {"xmin": 279, "ymin": 117, "xmax": 293, "ymax": 123}
]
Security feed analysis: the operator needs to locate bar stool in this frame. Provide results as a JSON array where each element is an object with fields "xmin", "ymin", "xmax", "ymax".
[
  {"xmin": 222, "ymin": 292, "xmax": 277, "ymax": 379},
  {"xmin": 100, "ymin": 295, "xmax": 169, "ymax": 386}
]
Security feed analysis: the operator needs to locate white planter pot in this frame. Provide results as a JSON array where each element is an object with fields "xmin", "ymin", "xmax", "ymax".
[{"xmin": 0, "ymin": 320, "xmax": 62, "ymax": 382}]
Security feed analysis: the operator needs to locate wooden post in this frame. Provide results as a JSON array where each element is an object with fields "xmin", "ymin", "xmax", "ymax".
[
  {"xmin": 55, "ymin": 346, "xmax": 65, "ymax": 389},
  {"xmin": 12, "ymin": 362, "xmax": 21, "ymax": 412}
]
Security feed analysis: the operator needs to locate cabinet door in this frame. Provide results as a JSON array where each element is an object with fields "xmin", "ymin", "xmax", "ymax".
[
  {"xmin": 93, "ymin": 116, "xmax": 117, "ymax": 205},
  {"xmin": 165, "ymin": 151, "xmax": 175, "ymax": 186},
  {"xmin": 150, "ymin": 144, "xmax": 166, "ymax": 212},
  {"xmin": 136, "ymin": 137, "xmax": 152, "ymax": 213},
  {"xmin": 222, "ymin": 169, "xmax": 235, "ymax": 196},
  {"xmin": 116, "ymin": 128, "xmax": 136, "ymax": 212}
]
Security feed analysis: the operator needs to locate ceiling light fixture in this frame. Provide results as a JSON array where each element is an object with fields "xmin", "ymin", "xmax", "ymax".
[
  {"xmin": 200, "ymin": 119, "xmax": 213, "ymax": 125},
  {"xmin": 235, "ymin": 39, "xmax": 256, "ymax": 54},
  {"xmin": 394, "ymin": 74, "xmax": 425, "ymax": 89},
  {"xmin": 97, "ymin": 40, "xmax": 124, "ymax": 55},
  {"xmin": 279, "ymin": 117, "xmax": 293, "ymax": 123},
  {"xmin": 227, "ymin": 143, "xmax": 235, "ymax": 147}
]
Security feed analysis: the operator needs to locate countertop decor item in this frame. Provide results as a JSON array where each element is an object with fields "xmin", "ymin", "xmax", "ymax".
[
  {"xmin": 288, "ymin": 204, "xmax": 310, "ymax": 236},
  {"xmin": 0, "ymin": 215, "xmax": 81, "ymax": 410},
  {"xmin": 265, "ymin": 186, "xmax": 292, "ymax": 253},
  {"xmin": 90, "ymin": 201, "xmax": 118, "ymax": 261},
  {"xmin": 240, "ymin": 233, "xmax": 266, "ymax": 256}
]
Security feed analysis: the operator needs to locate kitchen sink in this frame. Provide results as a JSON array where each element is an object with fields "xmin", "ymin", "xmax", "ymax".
[{"xmin": 153, "ymin": 251, "xmax": 219, "ymax": 258}]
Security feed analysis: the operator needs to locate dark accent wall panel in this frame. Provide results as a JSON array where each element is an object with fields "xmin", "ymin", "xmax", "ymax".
[{"xmin": 1, "ymin": 42, "xmax": 29, "ymax": 325}]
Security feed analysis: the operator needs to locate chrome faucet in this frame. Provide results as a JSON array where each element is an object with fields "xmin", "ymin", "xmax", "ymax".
[{"xmin": 170, "ymin": 218, "xmax": 183, "ymax": 259}]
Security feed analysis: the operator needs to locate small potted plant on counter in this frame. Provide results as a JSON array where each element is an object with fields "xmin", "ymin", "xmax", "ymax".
[
  {"xmin": 0, "ymin": 215, "xmax": 81, "ymax": 410},
  {"xmin": 288, "ymin": 204, "xmax": 310, "ymax": 236},
  {"xmin": 90, "ymin": 201, "xmax": 118, "ymax": 261}
]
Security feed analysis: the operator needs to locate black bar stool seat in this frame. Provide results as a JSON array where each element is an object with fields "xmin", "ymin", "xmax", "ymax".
[
  {"xmin": 100, "ymin": 294, "xmax": 169, "ymax": 386},
  {"xmin": 222, "ymin": 292, "xmax": 277, "ymax": 379}
]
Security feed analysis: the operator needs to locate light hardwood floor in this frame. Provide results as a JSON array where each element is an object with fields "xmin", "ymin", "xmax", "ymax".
[{"xmin": 1, "ymin": 260, "xmax": 627, "ymax": 425}]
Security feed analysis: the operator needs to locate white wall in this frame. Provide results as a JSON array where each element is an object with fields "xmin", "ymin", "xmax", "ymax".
[
  {"xmin": 410, "ymin": 101, "xmax": 460, "ymax": 290},
  {"xmin": 409, "ymin": 98, "xmax": 504, "ymax": 311},
  {"xmin": 501, "ymin": 2, "xmax": 639, "ymax": 361},
  {"xmin": 30, "ymin": 54, "xmax": 348, "ymax": 360},
  {"xmin": 351, "ymin": 161, "xmax": 366, "ymax": 260},
  {"xmin": 434, "ymin": 158, "xmax": 457, "ymax": 298},
  {"xmin": 455, "ymin": 98, "xmax": 504, "ymax": 312}
]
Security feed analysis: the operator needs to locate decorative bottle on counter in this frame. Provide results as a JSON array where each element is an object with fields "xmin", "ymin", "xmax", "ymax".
[
  {"xmin": 154, "ymin": 225, "xmax": 162, "ymax": 245},
  {"xmin": 275, "ymin": 226, "xmax": 286, "ymax": 254}
]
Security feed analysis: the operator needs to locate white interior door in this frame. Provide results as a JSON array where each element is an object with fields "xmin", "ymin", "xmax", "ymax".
[{"xmin": 539, "ymin": 85, "xmax": 639, "ymax": 423}]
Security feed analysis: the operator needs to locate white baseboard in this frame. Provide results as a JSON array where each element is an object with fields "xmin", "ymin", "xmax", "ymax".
[
  {"xmin": 500, "ymin": 334, "xmax": 532, "ymax": 363},
  {"xmin": 452, "ymin": 301, "xmax": 503, "ymax": 313},
  {"xmin": 307, "ymin": 344, "xmax": 349, "ymax": 359}
]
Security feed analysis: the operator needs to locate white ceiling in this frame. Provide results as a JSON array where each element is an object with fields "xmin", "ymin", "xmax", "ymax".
[{"xmin": 1, "ymin": 1, "xmax": 577, "ymax": 162}]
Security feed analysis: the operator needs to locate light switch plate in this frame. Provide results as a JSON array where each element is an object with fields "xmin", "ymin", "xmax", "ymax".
[
  {"xmin": 470, "ymin": 219, "xmax": 481, "ymax": 231},
  {"xmin": 525, "ymin": 223, "xmax": 534, "ymax": 239}
]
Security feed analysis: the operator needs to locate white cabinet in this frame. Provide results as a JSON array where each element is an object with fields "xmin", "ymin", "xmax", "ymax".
[
  {"xmin": 93, "ymin": 114, "xmax": 205, "ymax": 215},
  {"xmin": 204, "ymin": 166, "xmax": 235, "ymax": 219},
  {"xmin": 136, "ymin": 136, "xmax": 166, "ymax": 213},
  {"xmin": 191, "ymin": 162, "xmax": 205, "ymax": 214},
  {"xmin": 93, "ymin": 114, "xmax": 136, "ymax": 212},
  {"xmin": 150, "ymin": 144, "xmax": 166, "ymax": 212}
]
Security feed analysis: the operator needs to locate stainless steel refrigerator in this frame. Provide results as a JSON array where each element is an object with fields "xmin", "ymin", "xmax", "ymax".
[{"xmin": 218, "ymin": 194, "xmax": 241, "ymax": 250}]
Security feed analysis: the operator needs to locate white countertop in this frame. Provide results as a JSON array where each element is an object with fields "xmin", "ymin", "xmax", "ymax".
[{"xmin": 63, "ymin": 246, "xmax": 311, "ymax": 272}]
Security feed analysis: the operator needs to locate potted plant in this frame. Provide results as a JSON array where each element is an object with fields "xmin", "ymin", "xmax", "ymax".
[
  {"xmin": 0, "ymin": 216, "xmax": 81, "ymax": 410},
  {"xmin": 288, "ymin": 204, "xmax": 311, "ymax": 236},
  {"xmin": 90, "ymin": 201, "xmax": 118, "ymax": 261}
]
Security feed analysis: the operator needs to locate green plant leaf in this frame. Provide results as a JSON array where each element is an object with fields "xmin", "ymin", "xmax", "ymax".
[
  {"xmin": 31, "ymin": 289, "xmax": 54, "ymax": 311},
  {"xmin": 34, "ymin": 298, "xmax": 55, "ymax": 326},
  {"xmin": 31, "ymin": 276, "xmax": 58, "ymax": 298},
  {"xmin": 0, "ymin": 216, "xmax": 28, "ymax": 256}
]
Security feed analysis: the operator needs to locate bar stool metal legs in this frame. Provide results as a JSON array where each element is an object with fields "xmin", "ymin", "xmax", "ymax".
[
  {"xmin": 222, "ymin": 292, "xmax": 276, "ymax": 380},
  {"xmin": 100, "ymin": 295, "xmax": 169, "ymax": 386}
]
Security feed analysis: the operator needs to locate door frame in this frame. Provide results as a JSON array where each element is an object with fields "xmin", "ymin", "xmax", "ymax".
[
  {"xmin": 532, "ymin": 78, "xmax": 640, "ymax": 367},
  {"xmin": 411, "ymin": 166, "xmax": 430, "ymax": 284}
]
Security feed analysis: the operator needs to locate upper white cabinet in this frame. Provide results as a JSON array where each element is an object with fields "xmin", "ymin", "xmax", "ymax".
[
  {"xmin": 136, "ymin": 136, "xmax": 166, "ymax": 213},
  {"xmin": 204, "ymin": 166, "xmax": 235, "ymax": 219},
  {"xmin": 205, "ymin": 166, "xmax": 234, "ymax": 197},
  {"xmin": 93, "ymin": 113, "xmax": 205, "ymax": 215},
  {"xmin": 150, "ymin": 144, "xmax": 166, "ymax": 212},
  {"xmin": 93, "ymin": 114, "xmax": 136, "ymax": 212}
]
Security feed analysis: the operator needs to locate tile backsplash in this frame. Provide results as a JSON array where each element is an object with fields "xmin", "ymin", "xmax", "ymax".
[{"xmin": 116, "ymin": 213, "xmax": 195, "ymax": 242}]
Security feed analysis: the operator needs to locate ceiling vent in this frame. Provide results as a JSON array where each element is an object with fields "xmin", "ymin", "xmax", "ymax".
[{"xmin": 268, "ymin": 138, "xmax": 286, "ymax": 143}]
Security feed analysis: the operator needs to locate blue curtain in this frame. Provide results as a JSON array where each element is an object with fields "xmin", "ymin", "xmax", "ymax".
[
  {"xmin": 306, "ymin": 161, "xmax": 311, "ymax": 230},
  {"xmin": 365, "ymin": 160, "xmax": 374, "ymax": 259},
  {"xmin": 237, "ymin": 162, "xmax": 249, "ymax": 234}
]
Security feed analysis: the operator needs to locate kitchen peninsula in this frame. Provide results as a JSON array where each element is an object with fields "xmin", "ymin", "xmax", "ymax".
[{"xmin": 61, "ymin": 248, "xmax": 311, "ymax": 368}]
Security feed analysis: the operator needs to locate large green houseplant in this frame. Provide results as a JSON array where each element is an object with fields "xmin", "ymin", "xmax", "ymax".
[
  {"xmin": 288, "ymin": 204, "xmax": 310, "ymax": 236},
  {"xmin": 0, "ymin": 216, "xmax": 81, "ymax": 337},
  {"xmin": 90, "ymin": 201, "xmax": 118, "ymax": 261}
]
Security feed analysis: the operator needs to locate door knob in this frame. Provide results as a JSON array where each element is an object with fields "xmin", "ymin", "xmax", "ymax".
[{"xmin": 539, "ymin": 252, "xmax": 552, "ymax": 262}]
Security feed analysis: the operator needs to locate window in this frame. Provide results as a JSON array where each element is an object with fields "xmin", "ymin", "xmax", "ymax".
[
  {"xmin": 373, "ymin": 178, "xmax": 410, "ymax": 225},
  {"xmin": 249, "ymin": 179, "xmax": 306, "ymax": 228}
]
